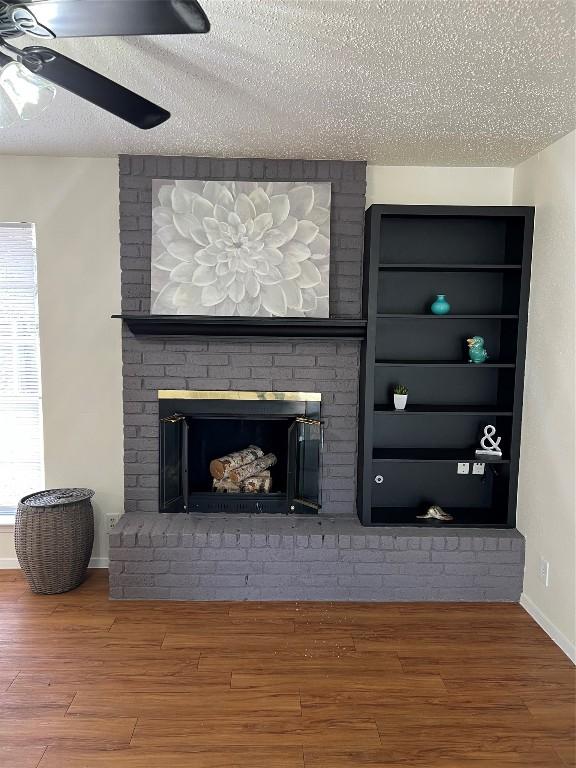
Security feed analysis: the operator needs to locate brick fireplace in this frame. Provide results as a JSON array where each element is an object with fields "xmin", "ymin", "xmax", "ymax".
[
  {"xmin": 110, "ymin": 154, "xmax": 525, "ymax": 601},
  {"xmin": 119, "ymin": 155, "xmax": 366, "ymax": 517}
]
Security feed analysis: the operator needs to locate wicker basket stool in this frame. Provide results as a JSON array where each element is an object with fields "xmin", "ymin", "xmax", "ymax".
[{"xmin": 15, "ymin": 488, "xmax": 95, "ymax": 594}]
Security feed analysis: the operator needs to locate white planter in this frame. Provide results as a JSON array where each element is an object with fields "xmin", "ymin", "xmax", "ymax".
[{"xmin": 394, "ymin": 394, "xmax": 408, "ymax": 410}]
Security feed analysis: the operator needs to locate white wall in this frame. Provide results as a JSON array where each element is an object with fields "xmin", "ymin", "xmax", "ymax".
[
  {"xmin": 366, "ymin": 165, "xmax": 514, "ymax": 206},
  {"xmin": 0, "ymin": 157, "xmax": 123, "ymax": 565},
  {"xmin": 513, "ymin": 131, "xmax": 576, "ymax": 658}
]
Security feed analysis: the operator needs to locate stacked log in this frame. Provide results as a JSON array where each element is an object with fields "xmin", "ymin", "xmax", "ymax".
[
  {"xmin": 212, "ymin": 478, "xmax": 242, "ymax": 493},
  {"xmin": 209, "ymin": 445, "xmax": 263, "ymax": 480},
  {"xmin": 209, "ymin": 446, "xmax": 275, "ymax": 494},
  {"xmin": 212, "ymin": 471, "xmax": 272, "ymax": 494},
  {"xmin": 228, "ymin": 454, "xmax": 277, "ymax": 485},
  {"xmin": 242, "ymin": 473, "xmax": 272, "ymax": 494}
]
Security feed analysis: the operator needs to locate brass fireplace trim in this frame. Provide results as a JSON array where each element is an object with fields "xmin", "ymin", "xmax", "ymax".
[{"xmin": 158, "ymin": 390, "xmax": 321, "ymax": 402}]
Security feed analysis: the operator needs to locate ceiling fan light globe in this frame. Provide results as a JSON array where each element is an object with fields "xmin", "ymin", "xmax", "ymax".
[{"xmin": 0, "ymin": 60, "xmax": 55, "ymax": 123}]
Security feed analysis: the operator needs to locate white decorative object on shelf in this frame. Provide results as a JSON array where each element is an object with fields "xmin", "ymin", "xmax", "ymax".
[
  {"xmin": 475, "ymin": 424, "xmax": 502, "ymax": 458},
  {"xmin": 150, "ymin": 179, "xmax": 331, "ymax": 318},
  {"xmin": 416, "ymin": 505, "xmax": 454, "ymax": 522},
  {"xmin": 393, "ymin": 385, "xmax": 408, "ymax": 410}
]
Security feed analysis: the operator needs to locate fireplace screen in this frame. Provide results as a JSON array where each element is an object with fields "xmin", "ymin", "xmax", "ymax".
[{"xmin": 159, "ymin": 392, "xmax": 322, "ymax": 514}]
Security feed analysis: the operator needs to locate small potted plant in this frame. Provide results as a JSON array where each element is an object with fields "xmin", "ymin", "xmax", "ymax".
[{"xmin": 393, "ymin": 384, "xmax": 408, "ymax": 411}]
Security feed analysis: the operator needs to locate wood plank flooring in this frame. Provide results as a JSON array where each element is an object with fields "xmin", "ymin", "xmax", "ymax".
[{"xmin": 0, "ymin": 569, "xmax": 573, "ymax": 768}]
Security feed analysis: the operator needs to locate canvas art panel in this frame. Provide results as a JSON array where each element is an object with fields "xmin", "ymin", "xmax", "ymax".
[{"xmin": 150, "ymin": 179, "xmax": 331, "ymax": 317}]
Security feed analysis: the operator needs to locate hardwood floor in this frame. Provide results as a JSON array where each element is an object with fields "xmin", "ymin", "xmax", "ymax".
[{"xmin": 0, "ymin": 569, "xmax": 573, "ymax": 767}]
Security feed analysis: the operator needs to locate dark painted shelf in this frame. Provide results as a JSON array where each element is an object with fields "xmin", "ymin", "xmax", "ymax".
[
  {"xmin": 358, "ymin": 204, "xmax": 534, "ymax": 528},
  {"xmin": 113, "ymin": 315, "xmax": 367, "ymax": 339},
  {"xmin": 376, "ymin": 313, "xmax": 519, "ymax": 319},
  {"xmin": 378, "ymin": 263, "xmax": 522, "ymax": 271},
  {"xmin": 369, "ymin": 506, "xmax": 509, "ymax": 527},
  {"xmin": 373, "ymin": 448, "xmax": 509, "ymax": 463},
  {"xmin": 374, "ymin": 405, "xmax": 514, "ymax": 416},
  {"xmin": 375, "ymin": 360, "xmax": 516, "ymax": 368}
]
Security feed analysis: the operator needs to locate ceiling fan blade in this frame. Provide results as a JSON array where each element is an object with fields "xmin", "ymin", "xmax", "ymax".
[
  {"xmin": 20, "ymin": 46, "xmax": 170, "ymax": 128},
  {"xmin": 7, "ymin": 0, "xmax": 210, "ymax": 38}
]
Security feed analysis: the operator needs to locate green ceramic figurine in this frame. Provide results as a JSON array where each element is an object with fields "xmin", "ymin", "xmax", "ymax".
[{"xmin": 467, "ymin": 336, "xmax": 489, "ymax": 364}]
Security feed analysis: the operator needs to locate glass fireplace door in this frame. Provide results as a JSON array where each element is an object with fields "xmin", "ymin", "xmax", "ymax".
[
  {"xmin": 159, "ymin": 414, "xmax": 188, "ymax": 513},
  {"xmin": 287, "ymin": 417, "xmax": 323, "ymax": 512}
]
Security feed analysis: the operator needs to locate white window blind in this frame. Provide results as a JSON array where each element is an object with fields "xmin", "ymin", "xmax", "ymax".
[{"xmin": 0, "ymin": 223, "xmax": 44, "ymax": 510}]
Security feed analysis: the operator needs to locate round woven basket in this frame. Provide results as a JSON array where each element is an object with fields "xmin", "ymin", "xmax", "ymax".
[{"xmin": 15, "ymin": 488, "xmax": 95, "ymax": 595}]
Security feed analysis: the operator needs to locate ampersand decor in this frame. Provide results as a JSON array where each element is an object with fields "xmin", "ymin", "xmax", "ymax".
[{"xmin": 475, "ymin": 424, "xmax": 503, "ymax": 458}]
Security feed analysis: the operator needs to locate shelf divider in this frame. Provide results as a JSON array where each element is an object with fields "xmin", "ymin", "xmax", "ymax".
[
  {"xmin": 374, "ymin": 405, "xmax": 513, "ymax": 415},
  {"xmin": 376, "ymin": 313, "xmax": 519, "ymax": 319},
  {"xmin": 378, "ymin": 263, "xmax": 522, "ymax": 271},
  {"xmin": 374, "ymin": 360, "xmax": 516, "ymax": 368},
  {"xmin": 373, "ymin": 448, "xmax": 510, "ymax": 463}
]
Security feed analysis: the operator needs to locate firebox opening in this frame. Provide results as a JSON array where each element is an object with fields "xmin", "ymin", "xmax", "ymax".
[
  {"xmin": 187, "ymin": 416, "xmax": 291, "ymax": 494},
  {"xmin": 158, "ymin": 391, "xmax": 322, "ymax": 514}
]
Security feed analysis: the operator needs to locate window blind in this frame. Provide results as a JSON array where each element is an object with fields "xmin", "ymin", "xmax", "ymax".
[{"xmin": 0, "ymin": 223, "xmax": 44, "ymax": 510}]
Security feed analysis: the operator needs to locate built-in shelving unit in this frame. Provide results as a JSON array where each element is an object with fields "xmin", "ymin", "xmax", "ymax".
[{"xmin": 358, "ymin": 205, "xmax": 534, "ymax": 528}]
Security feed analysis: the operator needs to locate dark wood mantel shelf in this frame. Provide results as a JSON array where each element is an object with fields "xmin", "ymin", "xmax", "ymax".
[{"xmin": 113, "ymin": 315, "xmax": 368, "ymax": 339}]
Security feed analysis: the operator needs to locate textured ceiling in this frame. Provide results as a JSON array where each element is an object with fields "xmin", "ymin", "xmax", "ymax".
[{"xmin": 1, "ymin": 0, "xmax": 575, "ymax": 164}]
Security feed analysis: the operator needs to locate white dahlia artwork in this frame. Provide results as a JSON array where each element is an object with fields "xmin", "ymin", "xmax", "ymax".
[{"xmin": 150, "ymin": 179, "xmax": 331, "ymax": 317}]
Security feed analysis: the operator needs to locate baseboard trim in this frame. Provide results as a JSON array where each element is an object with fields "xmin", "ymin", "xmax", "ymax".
[
  {"xmin": 0, "ymin": 557, "xmax": 109, "ymax": 569},
  {"xmin": 520, "ymin": 592, "xmax": 575, "ymax": 664}
]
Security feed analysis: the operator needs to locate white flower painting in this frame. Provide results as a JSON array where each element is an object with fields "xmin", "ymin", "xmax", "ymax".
[{"xmin": 150, "ymin": 179, "xmax": 331, "ymax": 317}]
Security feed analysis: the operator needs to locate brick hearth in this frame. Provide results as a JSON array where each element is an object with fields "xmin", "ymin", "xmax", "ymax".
[{"xmin": 109, "ymin": 513, "xmax": 525, "ymax": 601}]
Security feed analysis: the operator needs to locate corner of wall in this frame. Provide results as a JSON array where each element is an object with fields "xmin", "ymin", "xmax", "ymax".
[{"xmin": 511, "ymin": 130, "xmax": 576, "ymax": 656}]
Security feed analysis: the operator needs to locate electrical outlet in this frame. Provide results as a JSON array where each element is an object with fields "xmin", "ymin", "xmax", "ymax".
[
  {"xmin": 457, "ymin": 463, "xmax": 470, "ymax": 474},
  {"xmin": 106, "ymin": 513, "xmax": 122, "ymax": 534},
  {"xmin": 472, "ymin": 462, "xmax": 485, "ymax": 475},
  {"xmin": 538, "ymin": 556, "xmax": 550, "ymax": 587}
]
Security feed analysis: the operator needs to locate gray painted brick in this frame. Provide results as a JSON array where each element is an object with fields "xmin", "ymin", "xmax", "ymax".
[
  {"xmin": 340, "ymin": 549, "xmax": 383, "ymax": 562},
  {"xmin": 294, "ymin": 548, "xmax": 339, "ymax": 561},
  {"xmin": 216, "ymin": 561, "xmax": 263, "ymax": 575},
  {"xmin": 109, "ymin": 514, "xmax": 523, "ymax": 601},
  {"xmin": 109, "ymin": 547, "xmax": 154, "ymax": 561},
  {"xmin": 431, "ymin": 550, "xmax": 477, "ymax": 563},
  {"xmin": 125, "ymin": 561, "xmax": 169, "ymax": 574},
  {"xmin": 477, "ymin": 551, "xmax": 523, "ymax": 564},
  {"xmin": 123, "ymin": 586, "xmax": 171, "ymax": 599},
  {"xmin": 171, "ymin": 561, "xmax": 216, "ymax": 574},
  {"xmin": 116, "ymin": 573, "xmax": 156, "ymax": 587},
  {"xmin": 474, "ymin": 575, "xmax": 524, "ymax": 588},
  {"xmin": 429, "ymin": 588, "xmax": 487, "ymax": 601},
  {"xmin": 488, "ymin": 564, "xmax": 525, "ymax": 576},
  {"xmin": 386, "ymin": 550, "xmax": 431, "ymax": 563},
  {"xmin": 444, "ymin": 563, "xmax": 490, "ymax": 575},
  {"xmin": 353, "ymin": 562, "xmax": 401, "ymax": 575},
  {"xmin": 201, "ymin": 548, "xmax": 247, "ymax": 561},
  {"xmin": 338, "ymin": 575, "xmax": 382, "ymax": 587},
  {"xmin": 154, "ymin": 547, "xmax": 201, "ymax": 561},
  {"xmin": 247, "ymin": 547, "xmax": 296, "ymax": 562}
]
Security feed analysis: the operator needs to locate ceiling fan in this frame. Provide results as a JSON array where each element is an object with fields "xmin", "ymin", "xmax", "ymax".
[{"xmin": 0, "ymin": 0, "xmax": 210, "ymax": 129}]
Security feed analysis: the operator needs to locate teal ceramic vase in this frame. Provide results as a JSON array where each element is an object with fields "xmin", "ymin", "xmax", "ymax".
[{"xmin": 430, "ymin": 294, "xmax": 451, "ymax": 315}]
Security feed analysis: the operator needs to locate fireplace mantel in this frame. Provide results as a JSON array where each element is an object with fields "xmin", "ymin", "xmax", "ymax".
[{"xmin": 113, "ymin": 314, "xmax": 367, "ymax": 339}]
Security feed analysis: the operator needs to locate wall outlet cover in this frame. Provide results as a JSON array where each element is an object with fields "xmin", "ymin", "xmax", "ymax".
[
  {"xmin": 472, "ymin": 462, "xmax": 485, "ymax": 475},
  {"xmin": 106, "ymin": 513, "xmax": 122, "ymax": 534},
  {"xmin": 538, "ymin": 556, "xmax": 550, "ymax": 587},
  {"xmin": 457, "ymin": 463, "xmax": 470, "ymax": 474}
]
